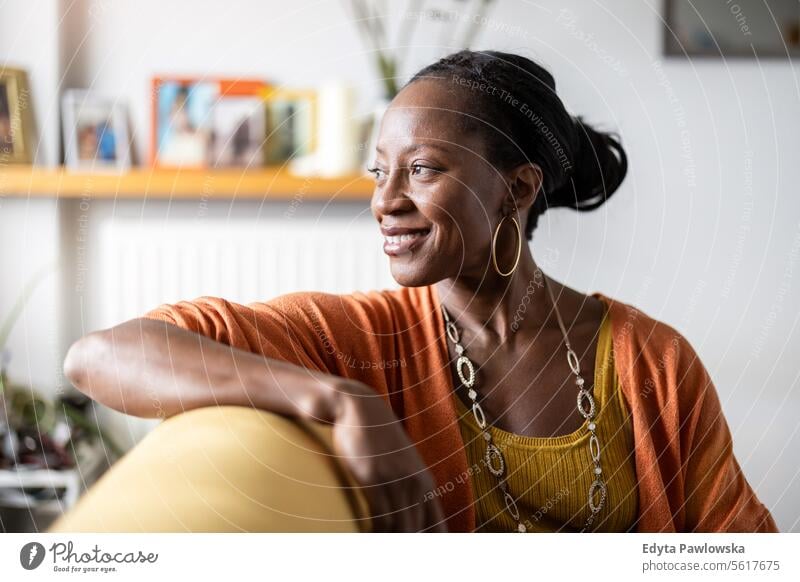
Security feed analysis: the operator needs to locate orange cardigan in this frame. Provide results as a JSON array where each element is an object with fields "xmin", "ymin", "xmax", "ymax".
[{"xmin": 143, "ymin": 284, "xmax": 779, "ymax": 533}]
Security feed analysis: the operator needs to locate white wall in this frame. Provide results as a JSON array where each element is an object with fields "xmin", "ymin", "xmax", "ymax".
[
  {"xmin": 1, "ymin": 0, "xmax": 798, "ymax": 530},
  {"xmin": 0, "ymin": 1, "xmax": 65, "ymax": 401}
]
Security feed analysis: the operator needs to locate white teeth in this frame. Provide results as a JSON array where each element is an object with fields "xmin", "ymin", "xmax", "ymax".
[{"xmin": 385, "ymin": 232, "xmax": 427, "ymax": 245}]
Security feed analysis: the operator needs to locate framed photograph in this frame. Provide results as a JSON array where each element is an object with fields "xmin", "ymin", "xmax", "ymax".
[
  {"xmin": 664, "ymin": 0, "xmax": 800, "ymax": 58},
  {"xmin": 0, "ymin": 67, "xmax": 34, "ymax": 164},
  {"xmin": 261, "ymin": 88, "xmax": 317, "ymax": 165},
  {"xmin": 61, "ymin": 90, "xmax": 131, "ymax": 171},
  {"xmin": 151, "ymin": 77, "xmax": 266, "ymax": 168},
  {"xmin": 209, "ymin": 95, "xmax": 265, "ymax": 168}
]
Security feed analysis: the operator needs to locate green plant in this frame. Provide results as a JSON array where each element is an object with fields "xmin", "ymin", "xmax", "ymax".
[
  {"xmin": 61, "ymin": 400, "xmax": 123, "ymax": 458},
  {"xmin": 0, "ymin": 261, "xmax": 56, "ymax": 427},
  {"xmin": 0, "ymin": 262, "xmax": 123, "ymax": 467},
  {"xmin": 0, "ymin": 262, "xmax": 54, "ymax": 354},
  {"xmin": 346, "ymin": 0, "xmax": 497, "ymax": 99}
]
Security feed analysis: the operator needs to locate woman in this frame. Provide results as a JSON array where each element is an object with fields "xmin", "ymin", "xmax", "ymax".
[{"xmin": 59, "ymin": 50, "xmax": 778, "ymax": 533}]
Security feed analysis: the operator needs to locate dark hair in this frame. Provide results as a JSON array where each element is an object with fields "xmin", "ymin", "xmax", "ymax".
[{"xmin": 406, "ymin": 50, "xmax": 628, "ymax": 239}]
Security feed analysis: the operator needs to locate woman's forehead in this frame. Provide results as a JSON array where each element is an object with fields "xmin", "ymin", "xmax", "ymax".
[
  {"xmin": 381, "ymin": 105, "xmax": 462, "ymax": 137},
  {"xmin": 376, "ymin": 111, "xmax": 480, "ymax": 158},
  {"xmin": 390, "ymin": 78, "xmax": 472, "ymax": 114}
]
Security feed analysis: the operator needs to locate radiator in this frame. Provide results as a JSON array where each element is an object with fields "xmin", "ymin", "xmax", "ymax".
[{"xmin": 96, "ymin": 218, "xmax": 398, "ymax": 329}]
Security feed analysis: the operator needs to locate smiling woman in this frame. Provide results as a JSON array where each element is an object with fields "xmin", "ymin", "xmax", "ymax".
[{"xmin": 58, "ymin": 49, "xmax": 778, "ymax": 534}]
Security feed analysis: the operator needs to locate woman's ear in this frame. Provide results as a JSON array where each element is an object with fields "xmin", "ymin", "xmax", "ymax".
[{"xmin": 508, "ymin": 163, "xmax": 543, "ymax": 212}]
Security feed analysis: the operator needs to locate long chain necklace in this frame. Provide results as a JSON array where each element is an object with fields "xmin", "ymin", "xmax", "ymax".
[{"xmin": 440, "ymin": 276, "xmax": 607, "ymax": 533}]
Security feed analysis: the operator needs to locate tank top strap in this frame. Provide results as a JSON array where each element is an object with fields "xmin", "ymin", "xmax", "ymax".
[{"xmin": 591, "ymin": 307, "xmax": 614, "ymax": 408}]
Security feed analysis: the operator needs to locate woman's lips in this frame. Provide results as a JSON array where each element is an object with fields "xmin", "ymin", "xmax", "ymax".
[{"xmin": 383, "ymin": 229, "xmax": 430, "ymax": 257}]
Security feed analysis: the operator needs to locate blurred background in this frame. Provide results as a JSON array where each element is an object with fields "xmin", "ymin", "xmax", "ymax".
[{"xmin": 0, "ymin": 0, "xmax": 798, "ymax": 532}]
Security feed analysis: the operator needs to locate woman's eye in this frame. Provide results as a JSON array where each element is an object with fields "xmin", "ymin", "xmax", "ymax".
[
  {"xmin": 367, "ymin": 167, "xmax": 386, "ymax": 180},
  {"xmin": 368, "ymin": 164, "xmax": 438, "ymax": 180},
  {"xmin": 410, "ymin": 164, "xmax": 433, "ymax": 176}
]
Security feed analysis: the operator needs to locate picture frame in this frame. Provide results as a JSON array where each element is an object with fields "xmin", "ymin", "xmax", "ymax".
[
  {"xmin": 61, "ymin": 90, "xmax": 131, "ymax": 171},
  {"xmin": 261, "ymin": 87, "xmax": 317, "ymax": 165},
  {"xmin": 663, "ymin": 0, "xmax": 800, "ymax": 58},
  {"xmin": 151, "ymin": 77, "xmax": 266, "ymax": 168},
  {"xmin": 0, "ymin": 68, "xmax": 34, "ymax": 165}
]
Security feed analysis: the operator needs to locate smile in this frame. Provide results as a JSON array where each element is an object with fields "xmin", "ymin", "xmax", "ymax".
[{"xmin": 383, "ymin": 229, "xmax": 430, "ymax": 256}]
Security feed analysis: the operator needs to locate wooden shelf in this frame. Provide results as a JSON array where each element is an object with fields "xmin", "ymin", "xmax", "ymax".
[{"xmin": 0, "ymin": 166, "xmax": 374, "ymax": 200}]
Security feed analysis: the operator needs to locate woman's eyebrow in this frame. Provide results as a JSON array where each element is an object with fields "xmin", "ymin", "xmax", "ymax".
[{"xmin": 376, "ymin": 142, "xmax": 454, "ymax": 156}]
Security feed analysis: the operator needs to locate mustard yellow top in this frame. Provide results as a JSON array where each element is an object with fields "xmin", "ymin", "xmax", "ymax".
[{"xmin": 453, "ymin": 310, "xmax": 639, "ymax": 532}]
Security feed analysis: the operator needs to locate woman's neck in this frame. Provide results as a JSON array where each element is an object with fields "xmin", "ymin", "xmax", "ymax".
[{"xmin": 434, "ymin": 248, "xmax": 557, "ymax": 345}]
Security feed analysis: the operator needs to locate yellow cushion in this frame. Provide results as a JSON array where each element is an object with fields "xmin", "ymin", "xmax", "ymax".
[{"xmin": 48, "ymin": 406, "xmax": 371, "ymax": 532}]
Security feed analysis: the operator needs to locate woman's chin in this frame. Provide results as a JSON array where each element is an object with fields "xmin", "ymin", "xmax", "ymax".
[{"xmin": 389, "ymin": 260, "xmax": 437, "ymax": 288}]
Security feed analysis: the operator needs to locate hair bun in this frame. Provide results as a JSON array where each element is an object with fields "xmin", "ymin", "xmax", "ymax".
[{"xmin": 549, "ymin": 116, "xmax": 628, "ymax": 212}]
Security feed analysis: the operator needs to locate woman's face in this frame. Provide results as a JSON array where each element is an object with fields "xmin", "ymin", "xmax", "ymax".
[{"xmin": 370, "ymin": 79, "xmax": 521, "ymax": 287}]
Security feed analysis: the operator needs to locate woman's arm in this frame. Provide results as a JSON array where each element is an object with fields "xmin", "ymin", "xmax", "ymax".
[
  {"xmin": 673, "ymin": 332, "xmax": 780, "ymax": 532},
  {"xmin": 63, "ymin": 316, "xmax": 448, "ymax": 532},
  {"xmin": 63, "ymin": 317, "xmax": 347, "ymax": 423}
]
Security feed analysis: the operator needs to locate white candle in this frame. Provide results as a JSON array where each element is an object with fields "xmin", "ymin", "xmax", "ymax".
[{"xmin": 315, "ymin": 82, "xmax": 358, "ymax": 177}]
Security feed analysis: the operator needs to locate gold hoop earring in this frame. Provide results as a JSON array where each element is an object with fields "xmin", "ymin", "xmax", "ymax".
[{"xmin": 491, "ymin": 214, "xmax": 522, "ymax": 277}]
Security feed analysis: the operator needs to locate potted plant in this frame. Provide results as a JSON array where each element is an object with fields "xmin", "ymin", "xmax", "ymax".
[
  {"xmin": 345, "ymin": 0, "xmax": 497, "ymax": 166},
  {"xmin": 0, "ymin": 265, "xmax": 122, "ymax": 490}
]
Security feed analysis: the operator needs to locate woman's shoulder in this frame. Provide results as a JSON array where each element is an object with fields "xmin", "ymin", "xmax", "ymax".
[
  {"xmin": 593, "ymin": 291, "xmax": 713, "ymax": 402},
  {"xmin": 253, "ymin": 285, "xmax": 426, "ymax": 321},
  {"xmin": 592, "ymin": 291, "xmax": 692, "ymax": 352}
]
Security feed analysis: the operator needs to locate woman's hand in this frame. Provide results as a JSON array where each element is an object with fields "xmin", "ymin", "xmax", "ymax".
[{"xmin": 330, "ymin": 379, "xmax": 448, "ymax": 533}]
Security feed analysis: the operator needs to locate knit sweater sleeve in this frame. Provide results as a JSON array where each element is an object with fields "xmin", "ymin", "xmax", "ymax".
[
  {"xmin": 140, "ymin": 290, "xmax": 397, "ymax": 404},
  {"xmin": 675, "ymin": 334, "xmax": 779, "ymax": 532}
]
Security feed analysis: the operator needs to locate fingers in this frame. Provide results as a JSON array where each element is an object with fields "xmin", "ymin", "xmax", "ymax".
[
  {"xmin": 393, "ymin": 491, "xmax": 416, "ymax": 533},
  {"xmin": 423, "ymin": 495, "xmax": 449, "ymax": 532},
  {"xmin": 380, "ymin": 482, "xmax": 420, "ymax": 532},
  {"xmin": 391, "ymin": 479, "xmax": 445, "ymax": 533},
  {"xmin": 396, "ymin": 483, "xmax": 425, "ymax": 532},
  {"xmin": 366, "ymin": 480, "xmax": 429, "ymax": 532},
  {"xmin": 363, "ymin": 485, "xmax": 395, "ymax": 532},
  {"xmin": 361, "ymin": 475, "xmax": 447, "ymax": 532},
  {"xmin": 409, "ymin": 482, "xmax": 434, "ymax": 532},
  {"xmin": 393, "ymin": 477, "xmax": 446, "ymax": 533}
]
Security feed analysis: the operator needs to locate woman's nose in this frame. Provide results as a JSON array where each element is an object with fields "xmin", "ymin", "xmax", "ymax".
[{"xmin": 371, "ymin": 170, "xmax": 412, "ymax": 219}]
